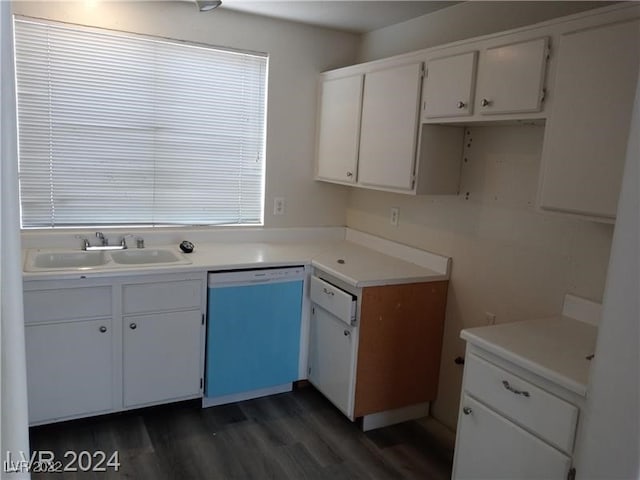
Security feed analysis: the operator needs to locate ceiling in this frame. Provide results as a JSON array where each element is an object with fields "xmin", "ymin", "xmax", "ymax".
[{"xmin": 218, "ymin": 1, "xmax": 461, "ymax": 33}]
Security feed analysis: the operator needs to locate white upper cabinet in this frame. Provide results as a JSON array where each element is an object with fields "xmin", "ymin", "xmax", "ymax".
[
  {"xmin": 315, "ymin": 4, "xmax": 640, "ymax": 198},
  {"xmin": 421, "ymin": 38, "xmax": 549, "ymax": 121},
  {"xmin": 475, "ymin": 37, "xmax": 549, "ymax": 115},
  {"xmin": 423, "ymin": 51, "xmax": 478, "ymax": 118},
  {"xmin": 538, "ymin": 20, "xmax": 640, "ymax": 220},
  {"xmin": 315, "ymin": 61, "xmax": 462, "ymax": 195},
  {"xmin": 357, "ymin": 62, "xmax": 423, "ymax": 190},
  {"xmin": 315, "ymin": 75, "xmax": 363, "ymax": 184}
]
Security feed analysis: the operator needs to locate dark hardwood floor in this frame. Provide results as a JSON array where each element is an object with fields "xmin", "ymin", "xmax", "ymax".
[{"xmin": 29, "ymin": 386, "xmax": 453, "ymax": 479}]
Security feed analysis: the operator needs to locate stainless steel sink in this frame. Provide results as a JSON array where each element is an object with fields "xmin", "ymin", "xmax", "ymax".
[
  {"xmin": 110, "ymin": 249, "xmax": 191, "ymax": 265},
  {"xmin": 26, "ymin": 250, "xmax": 109, "ymax": 271}
]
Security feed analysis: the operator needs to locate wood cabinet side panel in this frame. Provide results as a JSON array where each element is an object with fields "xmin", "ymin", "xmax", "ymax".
[{"xmin": 354, "ymin": 281, "xmax": 448, "ymax": 417}]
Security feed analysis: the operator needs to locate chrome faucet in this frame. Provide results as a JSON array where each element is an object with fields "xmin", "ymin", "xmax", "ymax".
[
  {"xmin": 81, "ymin": 232, "xmax": 128, "ymax": 251},
  {"xmin": 96, "ymin": 231, "xmax": 108, "ymax": 246}
]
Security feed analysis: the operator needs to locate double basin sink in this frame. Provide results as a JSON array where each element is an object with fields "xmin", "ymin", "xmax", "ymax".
[{"xmin": 25, "ymin": 248, "xmax": 192, "ymax": 272}]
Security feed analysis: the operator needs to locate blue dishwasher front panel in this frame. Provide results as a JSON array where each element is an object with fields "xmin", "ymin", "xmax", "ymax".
[{"xmin": 206, "ymin": 279, "xmax": 303, "ymax": 398}]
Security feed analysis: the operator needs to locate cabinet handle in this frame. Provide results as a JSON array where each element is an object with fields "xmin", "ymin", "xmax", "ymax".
[
  {"xmin": 323, "ymin": 287, "xmax": 335, "ymax": 297},
  {"xmin": 480, "ymin": 98, "xmax": 492, "ymax": 107},
  {"xmin": 99, "ymin": 326, "xmax": 107, "ymax": 333},
  {"xmin": 502, "ymin": 380, "xmax": 530, "ymax": 397},
  {"xmin": 346, "ymin": 171, "xmax": 353, "ymax": 178},
  {"xmin": 343, "ymin": 330, "xmax": 350, "ymax": 337},
  {"xmin": 129, "ymin": 322, "xmax": 137, "ymax": 330},
  {"xmin": 457, "ymin": 101, "xmax": 466, "ymax": 109},
  {"xmin": 462, "ymin": 407, "xmax": 472, "ymax": 415}
]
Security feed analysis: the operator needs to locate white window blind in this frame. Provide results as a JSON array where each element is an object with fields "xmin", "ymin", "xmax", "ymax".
[{"xmin": 14, "ymin": 18, "xmax": 267, "ymax": 228}]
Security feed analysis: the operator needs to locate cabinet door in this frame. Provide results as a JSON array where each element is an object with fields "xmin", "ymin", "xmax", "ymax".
[
  {"xmin": 308, "ymin": 305, "xmax": 357, "ymax": 419},
  {"xmin": 476, "ymin": 38, "xmax": 549, "ymax": 115},
  {"xmin": 453, "ymin": 395, "xmax": 571, "ymax": 480},
  {"xmin": 539, "ymin": 20, "xmax": 640, "ymax": 219},
  {"xmin": 26, "ymin": 319, "xmax": 113, "ymax": 423},
  {"xmin": 123, "ymin": 310, "xmax": 202, "ymax": 407},
  {"xmin": 358, "ymin": 62, "xmax": 423, "ymax": 190},
  {"xmin": 316, "ymin": 75, "xmax": 363, "ymax": 183},
  {"xmin": 423, "ymin": 52, "xmax": 477, "ymax": 118}
]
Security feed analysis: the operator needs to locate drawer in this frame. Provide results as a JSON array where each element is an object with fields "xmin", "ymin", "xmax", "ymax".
[
  {"xmin": 310, "ymin": 276, "xmax": 355, "ymax": 324},
  {"xmin": 464, "ymin": 353, "xmax": 578, "ymax": 454},
  {"xmin": 24, "ymin": 286, "xmax": 112, "ymax": 323},
  {"xmin": 123, "ymin": 280, "xmax": 202, "ymax": 314}
]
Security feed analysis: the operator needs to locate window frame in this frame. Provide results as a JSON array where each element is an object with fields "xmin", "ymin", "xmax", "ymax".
[{"xmin": 14, "ymin": 16, "xmax": 269, "ymax": 230}]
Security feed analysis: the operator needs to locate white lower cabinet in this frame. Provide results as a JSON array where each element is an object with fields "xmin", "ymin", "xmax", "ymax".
[
  {"xmin": 453, "ymin": 350, "xmax": 579, "ymax": 480},
  {"xmin": 308, "ymin": 304, "xmax": 357, "ymax": 418},
  {"xmin": 26, "ymin": 318, "xmax": 114, "ymax": 424},
  {"xmin": 454, "ymin": 395, "xmax": 571, "ymax": 480},
  {"xmin": 24, "ymin": 272, "xmax": 206, "ymax": 425},
  {"xmin": 123, "ymin": 310, "xmax": 202, "ymax": 407},
  {"xmin": 308, "ymin": 273, "xmax": 449, "ymax": 430}
]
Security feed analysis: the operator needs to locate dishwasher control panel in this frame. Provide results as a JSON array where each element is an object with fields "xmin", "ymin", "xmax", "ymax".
[{"xmin": 208, "ymin": 266, "xmax": 305, "ymax": 286}]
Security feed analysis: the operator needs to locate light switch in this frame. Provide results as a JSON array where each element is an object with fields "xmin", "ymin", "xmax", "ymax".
[
  {"xmin": 390, "ymin": 207, "xmax": 399, "ymax": 226},
  {"xmin": 273, "ymin": 197, "xmax": 285, "ymax": 215}
]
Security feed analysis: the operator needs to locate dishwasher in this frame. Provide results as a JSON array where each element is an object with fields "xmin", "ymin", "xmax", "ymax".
[
  {"xmin": 203, "ymin": 266, "xmax": 305, "ymax": 407},
  {"xmin": 308, "ymin": 274, "xmax": 358, "ymax": 419}
]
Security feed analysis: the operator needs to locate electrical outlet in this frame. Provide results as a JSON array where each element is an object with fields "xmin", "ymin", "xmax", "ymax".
[
  {"xmin": 485, "ymin": 312, "xmax": 496, "ymax": 325},
  {"xmin": 390, "ymin": 207, "xmax": 399, "ymax": 226},
  {"xmin": 273, "ymin": 197, "xmax": 285, "ymax": 216}
]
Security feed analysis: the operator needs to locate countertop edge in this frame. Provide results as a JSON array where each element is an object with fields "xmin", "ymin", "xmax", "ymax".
[
  {"xmin": 461, "ymin": 329, "xmax": 588, "ymax": 397},
  {"xmin": 310, "ymin": 259, "xmax": 448, "ymax": 288},
  {"xmin": 22, "ymin": 259, "xmax": 312, "ymax": 281}
]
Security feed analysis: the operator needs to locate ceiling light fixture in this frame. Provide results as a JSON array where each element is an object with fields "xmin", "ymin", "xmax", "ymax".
[{"xmin": 195, "ymin": 0, "xmax": 222, "ymax": 12}]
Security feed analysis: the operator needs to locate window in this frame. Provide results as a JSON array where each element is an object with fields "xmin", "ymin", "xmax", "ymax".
[{"xmin": 14, "ymin": 18, "xmax": 267, "ymax": 228}]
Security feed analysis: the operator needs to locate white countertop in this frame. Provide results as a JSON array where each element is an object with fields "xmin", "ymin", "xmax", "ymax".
[
  {"xmin": 22, "ymin": 230, "xmax": 451, "ymax": 288},
  {"xmin": 312, "ymin": 242, "xmax": 448, "ymax": 287},
  {"xmin": 461, "ymin": 316, "xmax": 598, "ymax": 396}
]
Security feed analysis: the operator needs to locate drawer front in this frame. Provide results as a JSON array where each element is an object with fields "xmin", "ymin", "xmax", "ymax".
[
  {"xmin": 464, "ymin": 353, "xmax": 578, "ymax": 453},
  {"xmin": 123, "ymin": 280, "xmax": 202, "ymax": 314},
  {"xmin": 24, "ymin": 286, "xmax": 111, "ymax": 323},
  {"xmin": 310, "ymin": 276, "xmax": 355, "ymax": 324}
]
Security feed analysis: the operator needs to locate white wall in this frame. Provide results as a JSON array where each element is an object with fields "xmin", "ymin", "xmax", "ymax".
[
  {"xmin": 347, "ymin": 127, "xmax": 613, "ymax": 430},
  {"xmin": 359, "ymin": 1, "xmax": 611, "ymax": 62},
  {"xmin": 11, "ymin": 0, "xmax": 360, "ymax": 229},
  {"xmin": 349, "ymin": 2, "xmax": 617, "ymax": 431}
]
